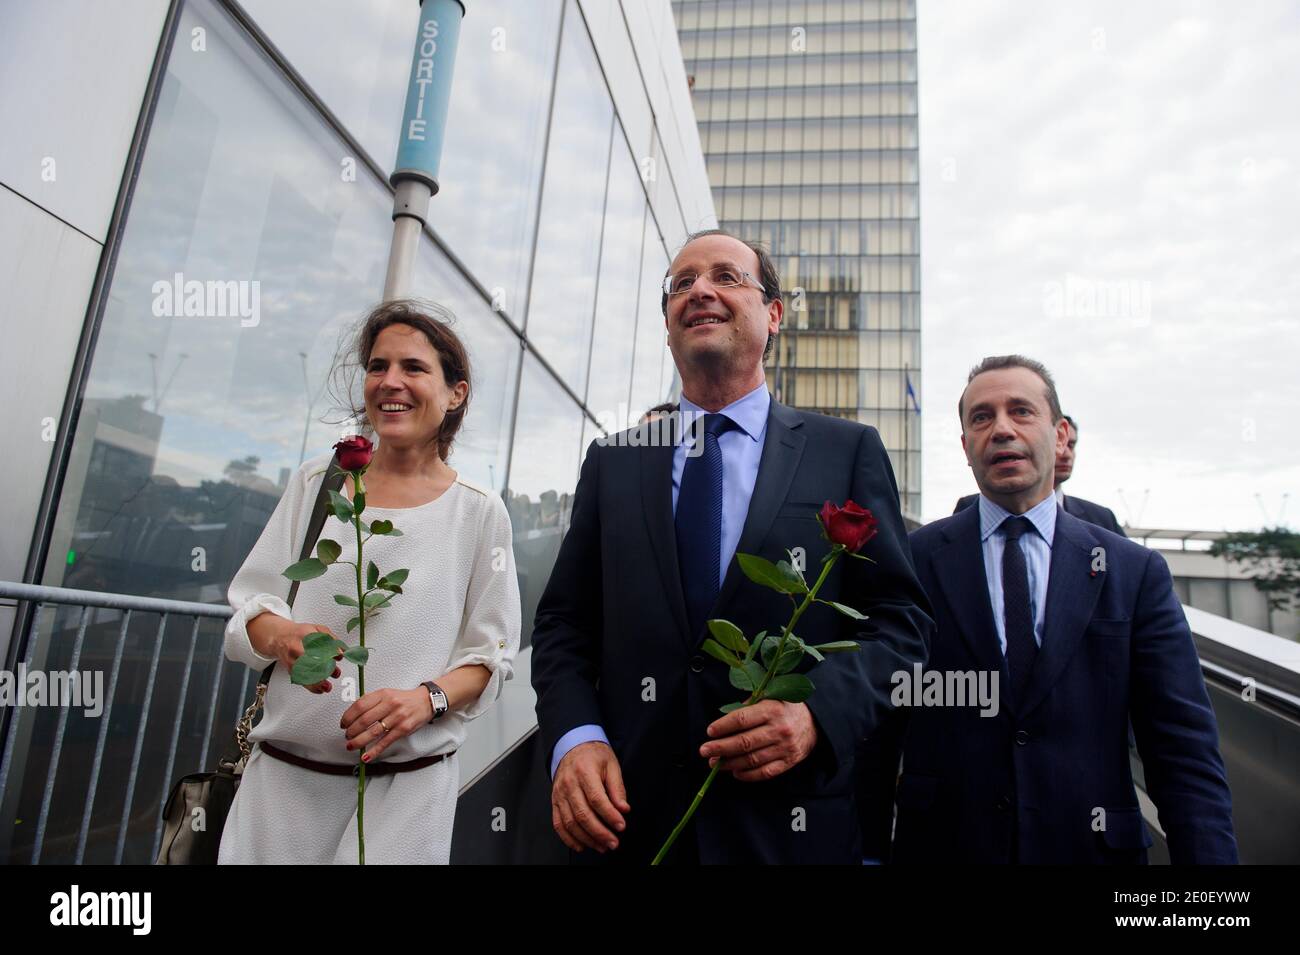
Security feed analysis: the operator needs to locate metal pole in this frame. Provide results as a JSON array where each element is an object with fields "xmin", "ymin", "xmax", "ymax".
[{"xmin": 383, "ymin": 0, "xmax": 465, "ymax": 301}]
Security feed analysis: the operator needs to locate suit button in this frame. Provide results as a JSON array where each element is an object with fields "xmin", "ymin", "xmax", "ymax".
[
  {"xmin": 1015, "ymin": 730, "xmax": 1029, "ymax": 745},
  {"xmin": 996, "ymin": 795, "xmax": 1012, "ymax": 811},
  {"xmin": 689, "ymin": 656, "xmax": 704, "ymax": 673}
]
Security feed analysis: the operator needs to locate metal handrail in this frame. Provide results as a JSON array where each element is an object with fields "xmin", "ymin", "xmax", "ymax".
[
  {"xmin": 0, "ymin": 581, "xmax": 232, "ymax": 618},
  {"xmin": 0, "ymin": 580, "xmax": 239, "ymax": 864}
]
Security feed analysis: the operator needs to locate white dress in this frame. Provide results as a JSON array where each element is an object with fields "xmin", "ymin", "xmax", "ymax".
[{"xmin": 217, "ymin": 451, "xmax": 520, "ymax": 864}]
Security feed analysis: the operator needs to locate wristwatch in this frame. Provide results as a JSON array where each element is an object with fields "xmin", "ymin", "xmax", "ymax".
[{"xmin": 422, "ymin": 681, "xmax": 449, "ymax": 722}]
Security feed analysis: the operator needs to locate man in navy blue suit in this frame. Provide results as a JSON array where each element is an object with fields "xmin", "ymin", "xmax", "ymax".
[
  {"xmin": 954, "ymin": 416, "xmax": 1125, "ymax": 536},
  {"xmin": 873, "ymin": 355, "xmax": 1236, "ymax": 864},
  {"xmin": 531, "ymin": 230, "xmax": 931, "ymax": 864}
]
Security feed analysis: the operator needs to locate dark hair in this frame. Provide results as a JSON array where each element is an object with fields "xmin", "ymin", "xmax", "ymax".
[
  {"xmin": 661, "ymin": 228, "xmax": 782, "ymax": 362},
  {"xmin": 1063, "ymin": 414, "xmax": 1077, "ymax": 432},
  {"xmin": 330, "ymin": 299, "xmax": 471, "ymax": 462},
  {"xmin": 957, "ymin": 354, "xmax": 1063, "ymax": 426},
  {"xmin": 641, "ymin": 401, "xmax": 677, "ymax": 423}
]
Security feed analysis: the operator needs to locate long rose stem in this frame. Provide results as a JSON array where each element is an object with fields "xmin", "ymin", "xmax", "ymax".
[
  {"xmin": 354, "ymin": 479, "xmax": 367, "ymax": 866},
  {"xmin": 651, "ymin": 549, "xmax": 841, "ymax": 865}
]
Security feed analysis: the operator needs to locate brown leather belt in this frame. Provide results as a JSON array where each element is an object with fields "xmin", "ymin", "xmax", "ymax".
[{"xmin": 258, "ymin": 741, "xmax": 453, "ymax": 776}]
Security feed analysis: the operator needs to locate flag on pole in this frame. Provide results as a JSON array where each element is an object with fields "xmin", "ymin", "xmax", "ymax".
[{"xmin": 905, "ymin": 371, "xmax": 921, "ymax": 414}]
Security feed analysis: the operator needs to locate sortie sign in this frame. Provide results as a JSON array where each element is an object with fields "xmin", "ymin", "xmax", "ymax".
[{"xmin": 391, "ymin": 0, "xmax": 465, "ymax": 194}]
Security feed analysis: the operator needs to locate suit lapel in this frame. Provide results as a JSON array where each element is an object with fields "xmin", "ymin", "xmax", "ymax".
[
  {"xmin": 709, "ymin": 401, "xmax": 806, "ymax": 646},
  {"xmin": 1019, "ymin": 509, "xmax": 1105, "ymax": 717},
  {"xmin": 640, "ymin": 428, "xmax": 691, "ymax": 645},
  {"xmin": 929, "ymin": 507, "xmax": 1008, "ymax": 686}
]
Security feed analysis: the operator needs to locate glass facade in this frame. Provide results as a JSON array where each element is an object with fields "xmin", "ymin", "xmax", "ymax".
[
  {"xmin": 3, "ymin": 0, "xmax": 703, "ymax": 863},
  {"xmin": 673, "ymin": 0, "xmax": 922, "ymax": 516}
]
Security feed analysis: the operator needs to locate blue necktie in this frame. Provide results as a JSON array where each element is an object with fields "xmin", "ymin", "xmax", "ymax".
[
  {"xmin": 1001, "ymin": 516, "xmax": 1038, "ymax": 701},
  {"xmin": 676, "ymin": 413, "xmax": 735, "ymax": 640}
]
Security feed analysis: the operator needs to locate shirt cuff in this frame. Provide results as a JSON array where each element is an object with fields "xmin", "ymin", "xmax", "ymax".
[{"xmin": 550, "ymin": 724, "xmax": 609, "ymax": 779}]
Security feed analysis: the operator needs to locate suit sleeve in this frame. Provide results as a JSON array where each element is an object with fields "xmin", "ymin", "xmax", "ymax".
[
  {"xmin": 529, "ymin": 440, "xmax": 608, "ymax": 762},
  {"xmin": 1129, "ymin": 548, "xmax": 1238, "ymax": 864},
  {"xmin": 804, "ymin": 426, "xmax": 933, "ymax": 773}
]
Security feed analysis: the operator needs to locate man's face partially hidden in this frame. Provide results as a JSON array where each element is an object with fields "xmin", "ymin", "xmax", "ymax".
[{"xmin": 1055, "ymin": 421, "xmax": 1077, "ymax": 487}]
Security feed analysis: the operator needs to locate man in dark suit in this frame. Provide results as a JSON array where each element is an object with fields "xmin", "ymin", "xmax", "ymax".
[
  {"xmin": 877, "ymin": 355, "xmax": 1236, "ymax": 863},
  {"xmin": 954, "ymin": 415, "xmax": 1124, "ymax": 535},
  {"xmin": 530, "ymin": 229, "xmax": 931, "ymax": 864}
]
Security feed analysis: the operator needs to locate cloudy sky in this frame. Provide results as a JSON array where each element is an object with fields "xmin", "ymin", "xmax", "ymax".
[{"xmin": 916, "ymin": 0, "xmax": 1300, "ymax": 530}]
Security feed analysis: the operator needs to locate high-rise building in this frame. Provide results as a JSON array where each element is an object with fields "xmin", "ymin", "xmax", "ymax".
[{"xmin": 673, "ymin": 0, "xmax": 921, "ymax": 517}]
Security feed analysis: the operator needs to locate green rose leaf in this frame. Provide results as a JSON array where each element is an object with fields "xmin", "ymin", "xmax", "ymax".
[
  {"xmin": 290, "ymin": 653, "xmax": 334, "ymax": 686},
  {"xmin": 765, "ymin": 673, "xmax": 814, "ymax": 703},
  {"xmin": 370, "ymin": 519, "xmax": 394, "ymax": 535},
  {"xmin": 283, "ymin": 557, "xmax": 327, "ymax": 581},
  {"xmin": 707, "ymin": 619, "xmax": 748, "ymax": 655},
  {"xmin": 316, "ymin": 539, "xmax": 341, "ymax": 565},
  {"xmin": 353, "ymin": 489, "xmax": 365, "ymax": 514},
  {"xmin": 728, "ymin": 660, "xmax": 766, "ymax": 693},
  {"xmin": 342, "ymin": 645, "xmax": 370, "ymax": 666},
  {"xmin": 820, "ymin": 599, "xmax": 867, "ymax": 620},
  {"xmin": 367, "ymin": 561, "xmax": 379, "ymax": 590},
  {"xmin": 736, "ymin": 553, "xmax": 805, "ymax": 595},
  {"xmin": 346, "ymin": 616, "xmax": 361, "ymax": 634},
  {"xmin": 803, "ymin": 644, "xmax": 825, "ymax": 662},
  {"xmin": 775, "ymin": 560, "xmax": 809, "ymax": 594},
  {"xmin": 302, "ymin": 632, "xmax": 343, "ymax": 655},
  {"xmin": 364, "ymin": 591, "xmax": 392, "ymax": 609},
  {"xmin": 333, "ymin": 594, "xmax": 358, "ymax": 608},
  {"xmin": 382, "ymin": 568, "xmax": 409, "ymax": 587},
  {"xmin": 328, "ymin": 490, "xmax": 354, "ymax": 523},
  {"xmin": 758, "ymin": 634, "xmax": 783, "ymax": 669},
  {"xmin": 759, "ymin": 635, "xmax": 804, "ymax": 675},
  {"xmin": 384, "ymin": 527, "xmax": 403, "ymax": 537},
  {"xmin": 743, "ymin": 630, "xmax": 767, "ymax": 663},
  {"xmin": 719, "ymin": 701, "xmax": 749, "ymax": 714},
  {"xmin": 701, "ymin": 638, "xmax": 741, "ymax": 668},
  {"xmin": 810, "ymin": 640, "xmax": 861, "ymax": 654}
]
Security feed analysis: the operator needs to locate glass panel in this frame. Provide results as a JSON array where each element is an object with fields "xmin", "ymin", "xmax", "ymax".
[
  {"xmin": 505, "ymin": 353, "xmax": 584, "ymax": 639},
  {"xmin": 628, "ymin": 217, "xmax": 671, "ymax": 416},
  {"xmin": 525, "ymin": 10, "xmax": 615, "ymax": 393},
  {"xmin": 242, "ymin": 0, "xmax": 563, "ymax": 321},
  {"xmin": 585, "ymin": 145, "xmax": 648, "ymax": 430}
]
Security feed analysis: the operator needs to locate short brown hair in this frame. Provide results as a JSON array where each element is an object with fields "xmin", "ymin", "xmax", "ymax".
[
  {"xmin": 661, "ymin": 228, "xmax": 781, "ymax": 362},
  {"xmin": 331, "ymin": 300, "xmax": 471, "ymax": 462},
  {"xmin": 958, "ymin": 354, "xmax": 1063, "ymax": 425}
]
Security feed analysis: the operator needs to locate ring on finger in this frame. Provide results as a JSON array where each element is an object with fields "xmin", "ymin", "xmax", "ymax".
[{"xmin": 377, "ymin": 719, "xmax": 389, "ymax": 734}]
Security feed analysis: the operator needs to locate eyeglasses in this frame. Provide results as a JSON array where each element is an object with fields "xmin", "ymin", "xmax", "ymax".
[{"xmin": 663, "ymin": 266, "xmax": 764, "ymax": 296}]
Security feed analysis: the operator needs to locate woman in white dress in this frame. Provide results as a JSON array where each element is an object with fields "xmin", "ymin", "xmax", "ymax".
[{"xmin": 218, "ymin": 301, "xmax": 520, "ymax": 864}]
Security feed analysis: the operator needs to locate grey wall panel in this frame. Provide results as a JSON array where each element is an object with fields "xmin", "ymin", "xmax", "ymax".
[
  {"xmin": 0, "ymin": 0, "xmax": 169, "ymax": 241},
  {"xmin": 0, "ymin": 189, "xmax": 102, "ymax": 658}
]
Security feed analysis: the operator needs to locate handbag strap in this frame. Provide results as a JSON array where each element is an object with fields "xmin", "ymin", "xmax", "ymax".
[{"xmin": 227, "ymin": 453, "xmax": 349, "ymax": 765}]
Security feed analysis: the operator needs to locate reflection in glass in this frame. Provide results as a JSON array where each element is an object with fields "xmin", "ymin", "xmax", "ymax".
[
  {"xmin": 505, "ymin": 354, "xmax": 584, "ymax": 641},
  {"xmin": 628, "ymin": 216, "xmax": 672, "ymax": 417},
  {"xmin": 524, "ymin": 10, "xmax": 615, "ymax": 393},
  {"xmin": 584, "ymin": 142, "xmax": 648, "ymax": 430},
  {"xmin": 242, "ymin": 0, "xmax": 563, "ymax": 325}
]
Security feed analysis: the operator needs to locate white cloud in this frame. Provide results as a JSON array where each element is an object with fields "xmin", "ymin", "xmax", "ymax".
[{"xmin": 919, "ymin": 0, "xmax": 1300, "ymax": 530}]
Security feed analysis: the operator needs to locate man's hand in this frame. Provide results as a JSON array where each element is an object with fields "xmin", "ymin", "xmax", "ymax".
[
  {"xmin": 700, "ymin": 700, "xmax": 818, "ymax": 782},
  {"xmin": 551, "ymin": 741, "xmax": 631, "ymax": 853}
]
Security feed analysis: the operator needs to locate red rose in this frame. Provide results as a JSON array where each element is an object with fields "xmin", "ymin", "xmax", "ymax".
[
  {"xmin": 818, "ymin": 500, "xmax": 879, "ymax": 552},
  {"xmin": 333, "ymin": 435, "xmax": 374, "ymax": 472}
]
